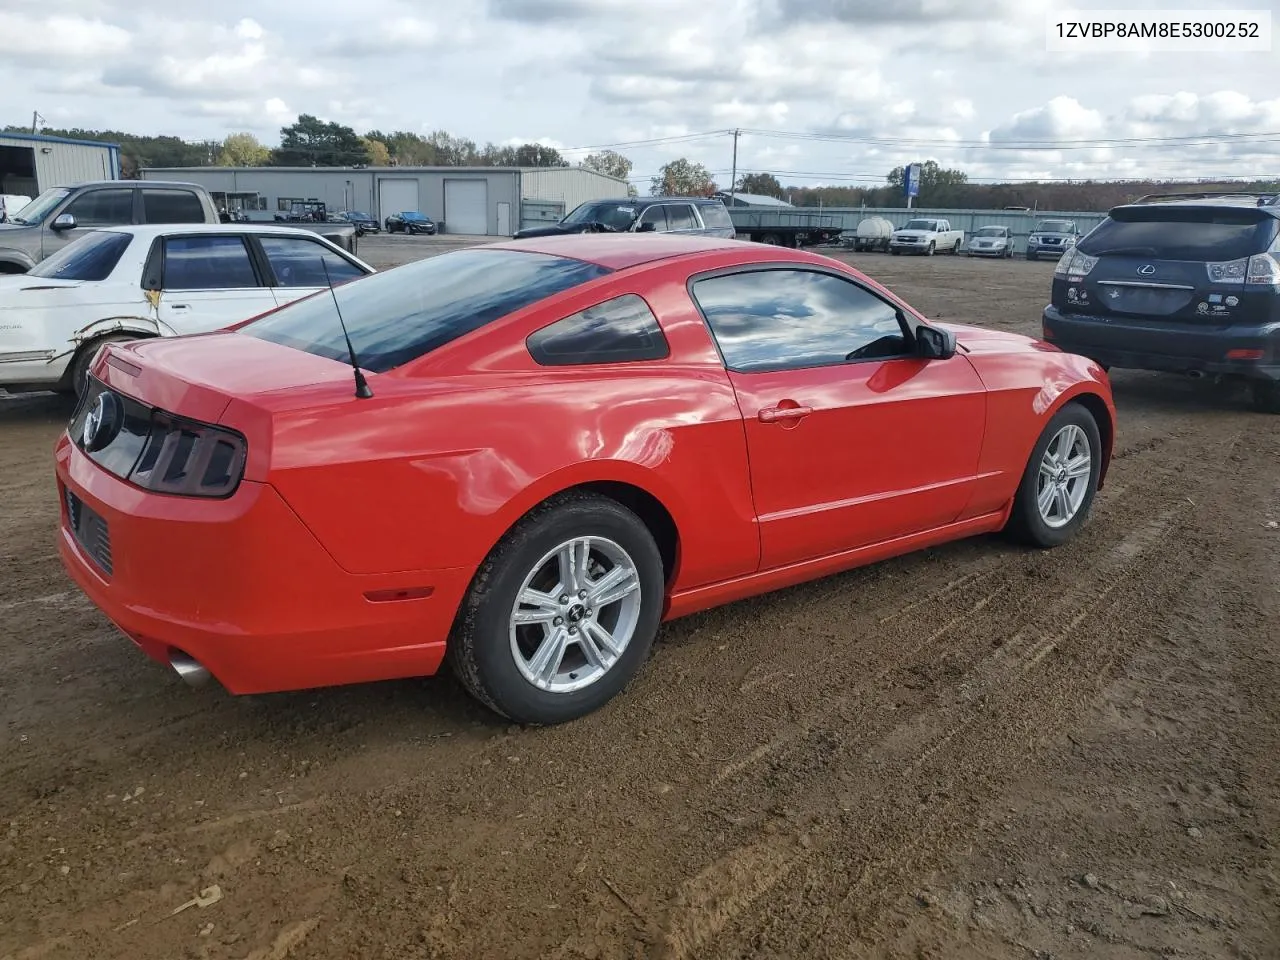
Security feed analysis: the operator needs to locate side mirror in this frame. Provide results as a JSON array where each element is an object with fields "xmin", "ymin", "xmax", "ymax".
[
  {"xmin": 636, "ymin": 221, "xmax": 657, "ymax": 232},
  {"xmin": 916, "ymin": 324, "xmax": 956, "ymax": 360},
  {"xmin": 51, "ymin": 213, "xmax": 76, "ymax": 231}
]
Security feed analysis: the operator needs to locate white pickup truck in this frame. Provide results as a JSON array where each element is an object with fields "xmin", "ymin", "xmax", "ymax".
[{"xmin": 889, "ymin": 217, "xmax": 965, "ymax": 256}]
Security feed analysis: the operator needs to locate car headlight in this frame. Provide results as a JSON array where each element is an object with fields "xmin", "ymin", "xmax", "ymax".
[{"xmin": 1029, "ymin": 236, "xmax": 1040, "ymax": 243}]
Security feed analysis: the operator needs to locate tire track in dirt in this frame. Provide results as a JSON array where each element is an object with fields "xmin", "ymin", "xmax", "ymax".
[{"xmin": 654, "ymin": 430, "xmax": 1241, "ymax": 960}]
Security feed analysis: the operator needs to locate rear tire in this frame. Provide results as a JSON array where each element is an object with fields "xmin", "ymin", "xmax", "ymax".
[
  {"xmin": 447, "ymin": 492, "xmax": 665, "ymax": 725},
  {"xmin": 1004, "ymin": 402, "xmax": 1102, "ymax": 548},
  {"xmin": 1250, "ymin": 380, "xmax": 1280, "ymax": 414},
  {"xmin": 68, "ymin": 334, "xmax": 140, "ymax": 399}
]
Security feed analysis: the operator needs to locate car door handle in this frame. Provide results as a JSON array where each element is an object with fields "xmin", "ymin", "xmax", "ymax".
[
  {"xmin": 758, "ymin": 404, "xmax": 813, "ymax": 423},
  {"xmin": 168, "ymin": 303, "xmax": 190, "ymax": 310}
]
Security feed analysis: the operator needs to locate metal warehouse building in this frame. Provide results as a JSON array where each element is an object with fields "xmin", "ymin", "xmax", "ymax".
[
  {"xmin": 139, "ymin": 165, "xmax": 630, "ymax": 236},
  {"xmin": 0, "ymin": 132, "xmax": 121, "ymax": 198}
]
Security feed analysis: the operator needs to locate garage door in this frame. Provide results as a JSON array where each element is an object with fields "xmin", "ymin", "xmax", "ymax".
[
  {"xmin": 444, "ymin": 179, "xmax": 489, "ymax": 235},
  {"xmin": 378, "ymin": 178, "xmax": 420, "ymax": 225}
]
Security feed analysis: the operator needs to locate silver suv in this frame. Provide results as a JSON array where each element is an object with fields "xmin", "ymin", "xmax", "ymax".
[{"xmin": 0, "ymin": 180, "xmax": 216, "ymax": 273}]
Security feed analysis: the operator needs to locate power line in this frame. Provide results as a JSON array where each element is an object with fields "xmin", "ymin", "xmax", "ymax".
[{"xmin": 739, "ymin": 127, "xmax": 1280, "ymax": 150}]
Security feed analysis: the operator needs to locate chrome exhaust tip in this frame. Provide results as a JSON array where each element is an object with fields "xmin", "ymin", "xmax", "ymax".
[{"xmin": 169, "ymin": 650, "xmax": 211, "ymax": 688}]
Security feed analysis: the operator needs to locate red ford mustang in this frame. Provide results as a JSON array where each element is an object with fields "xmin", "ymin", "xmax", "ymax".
[{"xmin": 55, "ymin": 234, "xmax": 1115, "ymax": 724}]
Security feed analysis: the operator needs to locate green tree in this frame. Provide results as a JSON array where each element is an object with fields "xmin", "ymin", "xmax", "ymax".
[
  {"xmin": 650, "ymin": 158, "xmax": 717, "ymax": 197},
  {"xmin": 735, "ymin": 172, "xmax": 784, "ymax": 198},
  {"xmin": 218, "ymin": 132, "xmax": 269, "ymax": 166},
  {"xmin": 270, "ymin": 114, "xmax": 369, "ymax": 166},
  {"xmin": 581, "ymin": 149, "xmax": 633, "ymax": 181}
]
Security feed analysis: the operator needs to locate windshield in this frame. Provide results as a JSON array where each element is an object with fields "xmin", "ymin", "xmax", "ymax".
[
  {"xmin": 902, "ymin": 219, "xmax": 937, "ymax": 231},
  {"xmin": 1036, "ymin": 220, "xmax": 1074, "ymax": 233},
  {"xmin": 350, "ymin": 212, "xmax": 372, "ymax": 219},
  {"xmin": 242, "ymin": 248, "xmax": 611, "ymax": 373},
  {"xmin": 975, "ymin": 226, "xmax": 1006, "ymax": 237},
  {"xmin": 9, "ymin": 188, "xmax": 71, "ymax": 226},
  {"xmin": 27, "ymin": 230, "xmax": 132, "ymax": 281},
  {"xmin": 402, "ymin": 212, "xmax": 427, "ymax": 221},
  {"xmin": 562, "ymin": 202, "xmax": 638, "ymax": 231}
]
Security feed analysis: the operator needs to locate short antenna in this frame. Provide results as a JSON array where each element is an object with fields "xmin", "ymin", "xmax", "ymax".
[{"xmin": 320, "ymin": 255, "xmax": 373, "ymax": 399}]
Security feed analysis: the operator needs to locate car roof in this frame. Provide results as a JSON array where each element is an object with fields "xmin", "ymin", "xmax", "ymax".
[
  {"xmin": 92, "ymin": 224, "xmax": 349, "ymax": 240},
  {"xmin": 1110, "ymin": 200, "xmax": 1280, "ymax": 219},
  {"xmin": 581, "ymin": 196, "xmax": 722, "ymax": 206},
  {"xmin": 489, "ymin": 233, "xmax": 752, "ymax": 270}
]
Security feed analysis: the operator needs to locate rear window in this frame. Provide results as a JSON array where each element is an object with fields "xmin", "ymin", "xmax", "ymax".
[
  {"xmin": 27, "ymin": 230, "xmax": 132, "ymax": 281},
  {"xmin": 698, "ymin": 202, "xmax": 733, "ymax": 229},
  {"xmin": 1078, "ymin": 207, "xmax": 1279, "ymax": 262},
  {"xmin": 142, "ymin": 190, "xmax": 207, "ymax": 224},
  {"xmin": 242, "ymin": 248, "xmax": 611, "ymax": 372}
]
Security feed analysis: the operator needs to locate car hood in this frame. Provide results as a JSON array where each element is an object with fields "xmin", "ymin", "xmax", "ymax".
[
  {"xmin": 892, "ymin": 230, "xmax": 929, "ymax": 238},
  {"xmin": 513, "ymin": 223, "xmax": 590, "ymax": 239},
  {"xmin": 1030, "ymin": 232, "xmax": 1075, "ymax": 240},
  {"xmin": 934, "ymin": 321, "xmax": 1044, "ymax": 354}
]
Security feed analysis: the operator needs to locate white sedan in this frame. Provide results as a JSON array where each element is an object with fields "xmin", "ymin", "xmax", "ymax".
[{"xmin": 0, "ymin": 224, "xmax": 375, "ymax": 396}]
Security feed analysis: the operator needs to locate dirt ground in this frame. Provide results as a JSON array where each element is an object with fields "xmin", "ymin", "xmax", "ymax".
[{"xmin": 2, "ymin": 238, "xmax": 1277, "ymax": 960}]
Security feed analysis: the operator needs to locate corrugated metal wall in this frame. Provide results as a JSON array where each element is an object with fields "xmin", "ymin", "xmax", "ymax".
[
  {"xmin": 519, "ymin": 167, "xmax": 629, "ymax": 211},
  {"xmin": 141, "ymin": 167, "xmax": 523, "ymax": 235},
  {"xmin": 729, "ymin": 205, "xmax": 1108, "ymax": 255},
  {"xmin": 0, "ymin": 135, "xmax": 117, "ymax": 196}
]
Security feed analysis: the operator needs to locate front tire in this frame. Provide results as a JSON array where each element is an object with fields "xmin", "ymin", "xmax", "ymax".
[
  {"xmin": 1004, "ymin": 402, "xmax": 1102, "ymax": 548},
  {"xmin": 448, "ymin": 492, "xmax": 665, "ymax": 724}
]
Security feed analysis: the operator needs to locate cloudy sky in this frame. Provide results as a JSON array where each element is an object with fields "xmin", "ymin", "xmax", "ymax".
[{"xmin": 3, "ymin": 0, "xmax": 1279, "ymax": 189}]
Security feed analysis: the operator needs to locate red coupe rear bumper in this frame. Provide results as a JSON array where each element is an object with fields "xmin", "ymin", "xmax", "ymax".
[{"xmin": 54, "ymin": 436, "xmax": 470, "ymax": 694}]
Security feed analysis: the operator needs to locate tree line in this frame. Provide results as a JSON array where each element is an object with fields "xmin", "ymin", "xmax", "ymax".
[{"xmin": 6, "ymin": 117, "xmax": 1275, "ymax": 212}]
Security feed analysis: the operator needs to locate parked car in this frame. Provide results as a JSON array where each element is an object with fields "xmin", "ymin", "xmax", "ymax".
[
  {"xmin": 850, "ymin": 216, "xmax": 894, "ymax": 252},
  {"xmin": 1026, "ymin": 219, "xmax": 1080, "ymax": 261},
  {"xmin": 512, "ymin": 197, "xmax": 735, "ymax": 240},
  {"xmin": 341, "ymin": 211, "xmax": 380, "ymax": 235},
  {"xmin": 889, "ymin": 218, "xmax": 965, "ymax": 255},
  {"xmin": 56, "ymin": 233, "xmax": 1115, "ymax": 725},
  {"xmin": 1043, "ymin": 193, "xmax": 1280, "ymax": 412},
  {"xmin": 0, "ymin": 180, "xmax": 359, "ymax": 272},
  {"xmin": 0, "ymin": 224, "xmax": 373, "ymax": 397},
  {"xmin": 966, "ymin": 225, "xmax": 1015, "ymax": 258},
  {"xmin": 386, "ymin": 211, "xmax": 438, "ymax": 235}
]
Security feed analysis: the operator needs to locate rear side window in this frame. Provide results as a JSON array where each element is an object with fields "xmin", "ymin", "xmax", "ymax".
[
  {"xmin": 698, "ymin": 203, "xmax": 733, "ymax": 229},
  {"xmin": 28, "ymin": 230, "xmax": 132, "ymax": 281},
  {"xmin": 639, "ymin": 206, "xmax": 667, "ymax": 231},
  {"xmin": 1079, "ymin": 208, "xmax": 1279, "ymax": 262},
  {"xmin": 163, "ymin": 236, "xmax": 259, "ymax": 290},
  {"xmin": 527, "ymin": 294, "xmax": 669, "ymax": 366},
  {"xmin": 142, "ymin": 190, "xmax": 206, "ymax": 224},
  {"xmin": 258, "ymin": 235, "xmax": 366, "ymax": 286},
  {"xmin": 666, "ymin": 204, "xmax": 698, "ymax": 230},
  {"xmin": 243, "ymin": 248, "xmax": 611, "ymax": 373}
]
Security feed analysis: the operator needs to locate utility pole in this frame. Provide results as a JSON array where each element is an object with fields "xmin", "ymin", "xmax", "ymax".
[
  {"xmin": 30, "ymin": 111, "xmax": 43, "ymax": 134},
  {"xmin": 729, "ymin": 128, "xmax": 740, "ymax": 206}
]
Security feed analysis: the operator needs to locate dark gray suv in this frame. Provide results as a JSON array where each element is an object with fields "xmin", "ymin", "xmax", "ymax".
[
  {"xmin": 1042, "ymin": 192, "xmax": 1280, "ymax": 412},
  {"xmin": 513, "ymin": 197, "xmax": 735, "ymax": 240}
]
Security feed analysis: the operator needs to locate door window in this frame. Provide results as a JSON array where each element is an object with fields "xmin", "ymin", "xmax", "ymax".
[
  {"xmin": 691, "ymin": 269, "xmax": 912, "ymax": 373},
  {"xmin": 63, "ymin": 189, "xmax": 134, "ymax": 227},
  {"xmin": 666, "ymin": 204, "xmax": 698, "ymax": 230},
  {"xmin": 257, "ymin": 235, "xmax": 366, "ymax": 287},
  {"xmin": 162, "ymin": 235, "xmax": 259, "ymax": 290}
]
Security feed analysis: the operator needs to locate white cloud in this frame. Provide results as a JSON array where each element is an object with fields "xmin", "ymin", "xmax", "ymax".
[{"xmin": 0, "ymin": 0, "xmax": 1275, "ymax": 188}]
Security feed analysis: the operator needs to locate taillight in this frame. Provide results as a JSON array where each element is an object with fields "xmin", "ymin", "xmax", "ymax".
[
  {"xmin": 1247, "ymin": 253, "xmax": 1280, "ymax": 284},
  {"xmin": 1054, "ymin": 249, "xmax": 1098, "ymax": 279},
  {"xmin": 127, "ymin": 412, "xmax": 247, "ymax": 498},
  {"xmin": 1206, "ymin": 254, "xmax": 1280, "ymax": 285}
]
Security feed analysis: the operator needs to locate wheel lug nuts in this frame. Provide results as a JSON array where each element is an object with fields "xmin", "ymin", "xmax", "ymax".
[
  {"xmin": 554, "ymin": 617, "xmax": 563, "ymax": 626},
  {"xmin": 578, "ymin": 590, "xmax": 587, "ymax": 599},
  {"xmin": 569, "ymin": 627, "xmax": 578, "ymax": 635},
  {"xmin": 559, "ymin": 595, "xmax": 569, "ymax": 604}
]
